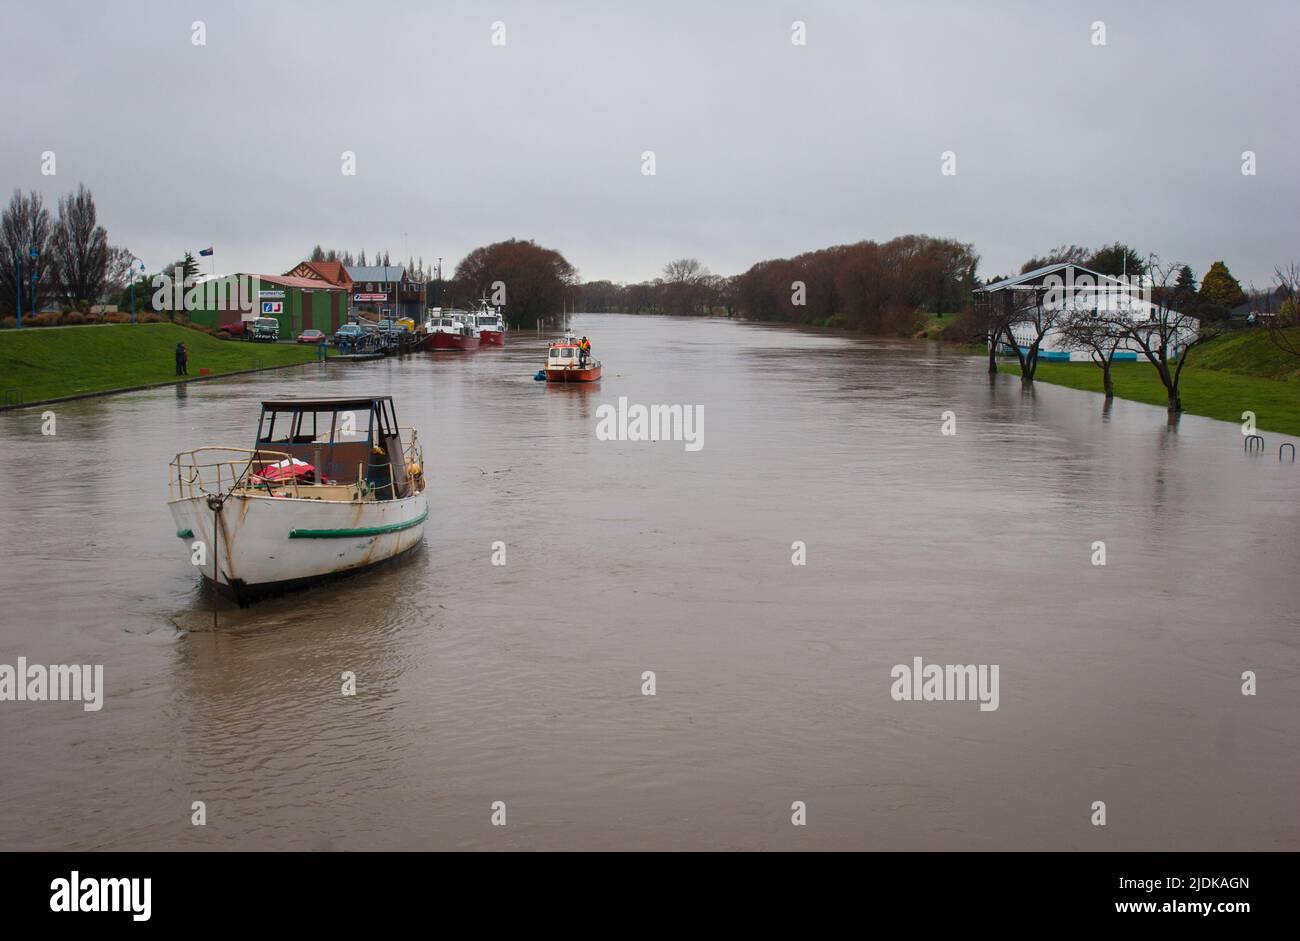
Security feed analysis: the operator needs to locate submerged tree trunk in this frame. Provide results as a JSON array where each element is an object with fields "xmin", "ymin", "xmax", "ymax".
[
  {"xmin": 1021, "ymin": 346, "xmax": 1038, "ymax": 384},
  {"xmin": 1102, "ymin": 364, "xmax": 1114, "ymax": 400}
]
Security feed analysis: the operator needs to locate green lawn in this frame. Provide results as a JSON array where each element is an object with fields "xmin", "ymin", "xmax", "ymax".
[
  {"xmin": 1186, "ymin": 326, "xmax": 1300, "ymax": 383},
  {"xmin": 0, "ymin": 323, "xmax": 316, "ymax": 405},
  {"xmin": 916, "ymin": 311, "xmax": 957, "ymax": 339},
  {"xmin": 1000, "ymin": 358, "xmax": 1300, "ymax": 436}
]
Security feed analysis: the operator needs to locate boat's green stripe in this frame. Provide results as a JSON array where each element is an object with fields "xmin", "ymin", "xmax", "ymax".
[{"xmin": 288, "ymin": 508, "xmax": 428, "ymax": 539}]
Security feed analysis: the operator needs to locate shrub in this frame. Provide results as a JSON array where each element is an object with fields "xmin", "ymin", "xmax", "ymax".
[
  {"xmin": 104, "ymin": 312, "xmax": 130, "ymax": 324},
  {"xmin": 0, "ymin": 317, "xmax": 15, "ymax": 330},
  {"xmin": 31, "ymin": 312, "xmax": 61, "ymax": 327},
  {"xmin": 62, "ymin": 312, "xmax": 86, "ymax": 325}
]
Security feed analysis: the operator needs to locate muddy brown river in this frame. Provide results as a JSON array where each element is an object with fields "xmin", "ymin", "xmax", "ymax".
[{"xmin": 0, "ymin": 314, "xmax": 1297, "ymax": 850}]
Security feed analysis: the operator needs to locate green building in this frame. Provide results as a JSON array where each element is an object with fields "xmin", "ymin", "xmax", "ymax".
[{"xmin": 186, "ymin": 274, "xmax": 349, "ymax": 336}]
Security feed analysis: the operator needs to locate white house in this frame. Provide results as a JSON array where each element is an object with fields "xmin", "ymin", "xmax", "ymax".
[{"xmin": 975, "ymin": 263, "xmax": 1197, "ymax": 362}]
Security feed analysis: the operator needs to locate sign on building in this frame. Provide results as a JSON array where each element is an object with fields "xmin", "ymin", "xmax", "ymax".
[{"xmin": 262, "ymin": 301, "xmax": 283, "ymax": 314}]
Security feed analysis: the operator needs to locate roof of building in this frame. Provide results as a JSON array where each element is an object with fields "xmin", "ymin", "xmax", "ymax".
[
  {"xmin": 977, "ymin": 262, "xmax": 1128, "ymax": 293},
  {"xmin": 345, "ymin": 265, "xmax": 406, "ymax": 282},
  {"xmin": 288, "ymin": 261, "xmax": 351, "ymax": 285},
  {"xmin": 257, "ymin": 274, "xmax": 347, "ymax": 291}
]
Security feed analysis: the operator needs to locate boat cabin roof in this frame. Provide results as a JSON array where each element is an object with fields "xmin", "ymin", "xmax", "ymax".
[{"xmin": 257, "ymin": 395, "xmax": 390, "ymax": 413}]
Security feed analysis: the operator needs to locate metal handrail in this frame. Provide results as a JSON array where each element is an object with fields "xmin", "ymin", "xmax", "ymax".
[
  {"xmin": 172, "ymin": 431, "xmax": 424, "ymax": 503},
  {"xmin": 169, "ymin": 446, "xmax": 297, "ymax": 501}
]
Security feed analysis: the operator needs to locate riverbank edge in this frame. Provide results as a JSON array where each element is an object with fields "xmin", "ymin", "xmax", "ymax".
[
  {"xmin": 0, "ymin": 359, "xmax": 318, "ymax": 413},
  {"xmin": 997, "ymin": 362, "xmax": 1300, "ymax": 437}
]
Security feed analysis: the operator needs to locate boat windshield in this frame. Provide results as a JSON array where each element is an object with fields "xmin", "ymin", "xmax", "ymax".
[{"xmin": 253, "ymin": 399, "xmax": 410, "ymax": 499}]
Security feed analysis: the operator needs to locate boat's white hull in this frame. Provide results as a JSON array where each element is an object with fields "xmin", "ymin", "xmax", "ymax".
[{"xmin": 168, "ymin": 490, "xmax": 428, "ymax": 604}]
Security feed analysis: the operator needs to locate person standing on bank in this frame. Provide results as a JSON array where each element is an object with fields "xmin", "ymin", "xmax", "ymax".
[{"xmin": 175, "ymin": 342, "xmax": 188, "ymax": 376}]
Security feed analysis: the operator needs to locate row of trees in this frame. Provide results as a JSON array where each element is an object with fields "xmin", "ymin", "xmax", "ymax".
[
  {"xmin": 576, "ymin": 259, "xmax": 732, "ymax": 317},
  {"xmin": 0, "ymin": 186, "xmax": 133, "ymax": 316},
  {"xmin": 573, "ymin": 235, "xmax": 980, "ymax": 334}
]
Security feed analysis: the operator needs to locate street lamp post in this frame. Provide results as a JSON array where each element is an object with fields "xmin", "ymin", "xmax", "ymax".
[
  {"xmin": 13, "ymin": 252, "xmax": 21, "ymax": 328},
  {"xmin": 28, "ymin": 247, "xmax": 37, "ymax": 323},
  {"xmin": 127, "ymin": 258, "xmax": 145, "ymax": 325}
]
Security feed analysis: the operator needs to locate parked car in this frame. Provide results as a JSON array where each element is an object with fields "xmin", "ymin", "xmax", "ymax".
[
  {"xmin": 333, "ymin": 323, "xmax": 366, "ymax": 348},
  {"xmin": 296, "ymin": 329, "xmax": 325, "ymax": 344},
  {"xmin": 219, "ymin": 319, "xmax": 251, "ymax": 339},
  {"xmin": 250, "ymin": 317, "xmax": 280, "ymax": 342}
]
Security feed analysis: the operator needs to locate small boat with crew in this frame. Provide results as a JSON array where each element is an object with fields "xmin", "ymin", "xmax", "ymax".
[
  {"xmin": 544, "ymin": 331, "xmax": 602, "ymax": 382},
  {"xmin": 421, "ymin": 309, "xmax": 479, "ymax": 351},
  {"xmin": 168, "ymin": 396, "xmax": 428, "ymax": 605},
  {"xmin": 472, "ymin": 299, "xmax": 506, "ymax": 346}
]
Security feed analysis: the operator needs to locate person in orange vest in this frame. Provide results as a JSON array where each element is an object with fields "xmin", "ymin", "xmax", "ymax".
[{"xmin": 579, "ymin": 336, "xmax": 590, "ymax": 366}]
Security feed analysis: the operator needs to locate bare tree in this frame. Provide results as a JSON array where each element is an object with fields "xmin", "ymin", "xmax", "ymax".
[
  {"xmin": 1059, "ymin": 309, "xmax": 1125, "ymax": 399},
  {"xmin": 50, "ymin": 184, "xmax": 110, "ymax": 310},
  {"xmin": 1000, "ymin": 283, "xmax": 1067, "ymax": 384},
  {"xmin": 970, "ymin": 289, "xmax": 1017, "ymax": 375},
  {"xmin": 663, "ymin": 258, "xmax": 705, "ymax": 283},
  {"xmin": 1111, "ymin": 256, "xmax": 1222, "ymax": 413},
  {"xmin": 662, "ymin": 258, "xmax": 712, "ymax": 314},
  {"xmin": 103, "ymin": 245, "xmax": 137, "ymax": 295},
  {"xmin": 0, "ymin": 189, "xmax": 54, "ymax": 316},
  {"xmin": 1265, "ymin": 262, "xmax": 1299, "ymax": 357}
]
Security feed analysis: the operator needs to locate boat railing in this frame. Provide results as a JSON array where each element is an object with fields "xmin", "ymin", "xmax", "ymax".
[
  {"xmin": 169, "ymin": 447, "xmax": 299, "ymax": 501},
  {"xmin": 173, "ymin": 433, "xmax": 424, "ymax": 503},
  {"xmin": 357, "ymin": 429, "xmax": 424, "ymax": 501}
]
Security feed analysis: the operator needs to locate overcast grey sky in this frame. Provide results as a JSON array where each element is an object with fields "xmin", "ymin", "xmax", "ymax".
[{"xmin": 1, "ymin": 0, "xmax": 1295, "ymax": 287}]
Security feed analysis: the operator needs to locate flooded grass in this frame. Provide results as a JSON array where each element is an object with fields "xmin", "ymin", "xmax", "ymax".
[{"xmin": 1002, "ymin": 360, "xmax": 1300, "ymax": 435}]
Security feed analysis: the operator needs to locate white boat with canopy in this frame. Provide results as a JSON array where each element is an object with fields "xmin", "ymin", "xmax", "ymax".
[{"xmin": 168, "ymin": 396, "xmax": 427, "ymax": 605}]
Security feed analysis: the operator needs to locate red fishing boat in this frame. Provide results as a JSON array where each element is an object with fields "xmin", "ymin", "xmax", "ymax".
[
  {"xmin": 422, "ymin": 310, "xmax": 479, "ymax": 351},
  {"xmin": 544, "ymin": 332, "xmax": 602, "ymax": 382}
]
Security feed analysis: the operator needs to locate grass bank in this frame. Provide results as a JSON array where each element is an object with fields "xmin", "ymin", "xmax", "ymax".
[
  {"xmin": 0, "ymin": 323, "xmax": 316, "ymax": 406},
  {"xmin": 999, "ymin": 329, "xmax": 1300, "ymax": 436}
]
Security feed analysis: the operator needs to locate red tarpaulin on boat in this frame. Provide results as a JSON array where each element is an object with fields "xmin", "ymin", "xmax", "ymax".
[{"xmin": 254, "ymin": 458, "xmax": 316, "ymax": 482}]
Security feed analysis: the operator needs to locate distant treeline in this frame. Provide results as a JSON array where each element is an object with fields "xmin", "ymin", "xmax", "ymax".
[{"xmin": 575, "ymin": 235, "xmax": 979, "ymax": 335}]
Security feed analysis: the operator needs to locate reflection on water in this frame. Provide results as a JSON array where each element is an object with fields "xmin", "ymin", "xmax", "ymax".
[{"xmin": 0, "ymin": 314, "xmax": 1297, "ymax": 850}]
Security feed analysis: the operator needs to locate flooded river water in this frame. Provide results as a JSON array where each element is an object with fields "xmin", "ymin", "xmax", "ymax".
[{"xmin": 1, "ymin": 313, "xmax": 1297, "ymax": 850}]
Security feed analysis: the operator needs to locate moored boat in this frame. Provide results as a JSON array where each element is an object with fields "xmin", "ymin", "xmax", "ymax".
[
  {"xmin": 422, "ymin": 309, "xmax": 479, "ymax": 351},
  {"xmin": 168, "ymin": 396, "xmax": 428, "ymax": 605},
  {"xmin": 544, "ymin": 332, "xmax": 602, "ymax": 382},
  {"xmin": 474, "ymin": 300, "xmax": 506, "ymax": 346}
]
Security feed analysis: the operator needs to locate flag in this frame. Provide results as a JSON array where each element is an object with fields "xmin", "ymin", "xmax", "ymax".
[{"xmin": 199, "ymin": 246, "xmax": 214, "ymax": 257}]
